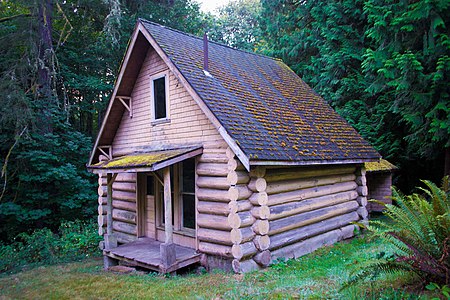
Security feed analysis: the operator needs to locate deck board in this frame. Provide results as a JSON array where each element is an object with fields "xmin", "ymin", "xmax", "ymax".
[{"xmin": 104, "ymin": 237, "xmax": 201, "ymax": 273}]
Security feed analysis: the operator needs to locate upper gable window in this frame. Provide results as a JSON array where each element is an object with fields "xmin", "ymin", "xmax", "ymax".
[{"xmin": 150, "ymin": 71, "xmax": 169, "ymax": 122}]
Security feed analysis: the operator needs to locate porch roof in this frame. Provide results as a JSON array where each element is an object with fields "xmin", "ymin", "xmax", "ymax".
[{"xmin": 87, "ymin": 146, "xmax": 202, "ymax": 173}]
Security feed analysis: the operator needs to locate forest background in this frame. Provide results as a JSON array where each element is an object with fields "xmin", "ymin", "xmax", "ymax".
[{"xmin": 0, "ymin": 0, "xmax": 448, "ymax": 243}]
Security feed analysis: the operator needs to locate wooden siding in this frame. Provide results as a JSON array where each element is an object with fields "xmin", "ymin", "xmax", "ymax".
[
  {"xmin": 112, "ymin": 48, "xmax": 223, "ymax": 156},
  {"xmin": 366, "ymin": 173, "xmax": 392, "ymax": 212}
]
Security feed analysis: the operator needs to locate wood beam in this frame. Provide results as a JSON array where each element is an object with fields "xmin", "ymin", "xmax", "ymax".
[
  {"xmin": 163, "ymin": 167, "xmax": 173, "ymax": 244},
  {"xmin": 117, "ymin": 96, "xmax": 132, "ymax": 117}
]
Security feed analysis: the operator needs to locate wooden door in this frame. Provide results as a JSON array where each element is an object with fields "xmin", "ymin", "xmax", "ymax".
[{"xmin": 138, "ymin": 174, "xmax": 156, "ymax": 238}]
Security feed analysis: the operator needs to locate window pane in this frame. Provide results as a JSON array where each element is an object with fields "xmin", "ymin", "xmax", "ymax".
[
  {"xmin": 182, "ymin": 158, "xmax": 195, "ymax": 193},
  {"xmin": 153, "ymin": 76, "xmax": 166, "ymax": 119},
  {"xmin": 182, "ymin": 194, "xmax": 195, "ymax": 229}
]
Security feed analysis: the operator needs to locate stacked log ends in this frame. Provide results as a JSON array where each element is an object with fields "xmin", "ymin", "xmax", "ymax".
[{"xmin": 355, "ymin": 166, "xmax": 369, "ymax": 223}]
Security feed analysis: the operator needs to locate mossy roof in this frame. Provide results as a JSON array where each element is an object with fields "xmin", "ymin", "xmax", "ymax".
[
  {"xmin": 90, "ymin": 147, "xmax": 200, "ymax": 170},
  {"xmin": 139, "ymin": 20, "xmax": 380, "ymax": 163},
  {"xmin": 364, "ymin": 159, "xmax": 398, "ymax": 173}
]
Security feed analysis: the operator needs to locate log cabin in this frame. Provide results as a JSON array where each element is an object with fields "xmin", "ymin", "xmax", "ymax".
[
  {"xmin": 87, "ymin": 19, "xmax": 381, "ymax": 273},
  {"xmin": 364, "ymin": 159, "xmax": 397, "ymax": 212}
]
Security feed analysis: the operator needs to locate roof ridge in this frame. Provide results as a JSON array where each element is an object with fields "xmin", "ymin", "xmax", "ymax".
[{"xmin": 138, "ymin": 18, "xmax": 279, "ymax": 61}]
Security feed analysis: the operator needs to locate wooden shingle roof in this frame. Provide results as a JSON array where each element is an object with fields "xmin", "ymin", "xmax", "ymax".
[{"xmin": 140, "ymin": 20, "xmax": 380, "ymax": 163}]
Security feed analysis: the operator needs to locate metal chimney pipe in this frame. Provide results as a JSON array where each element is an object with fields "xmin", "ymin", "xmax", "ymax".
[{"xmin": 203, "ymin": 33, "xmax": 209, "ymax": 71}]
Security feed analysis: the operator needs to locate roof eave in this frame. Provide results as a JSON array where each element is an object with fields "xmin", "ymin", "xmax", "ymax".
[{"xmin": 249, "ymin": 157, "xmax": 379, "ymax": 167}]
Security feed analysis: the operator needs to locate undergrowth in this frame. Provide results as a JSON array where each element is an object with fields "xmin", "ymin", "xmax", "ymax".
[{"xmin": 0, "ymin": 219, "xmax": 101, "ymax": 273}]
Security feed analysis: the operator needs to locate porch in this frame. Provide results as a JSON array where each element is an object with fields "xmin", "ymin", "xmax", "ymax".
[{"xmin": 104, "ymin": 238, "xmax": 201, "ymax": 273}]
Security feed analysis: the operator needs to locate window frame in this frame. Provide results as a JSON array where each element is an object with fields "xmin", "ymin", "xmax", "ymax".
[{"xmin": 150, "ymin": 71, "xmax": 170, "ymax": 124}]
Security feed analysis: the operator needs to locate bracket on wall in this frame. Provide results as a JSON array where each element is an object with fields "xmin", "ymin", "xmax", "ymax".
[
  {"xmin": 98, "ymin": 145, "xmax": 112, "ymax": 160},
  {"xmin": 116, "ymin": 96, "xmax": 132, "ymax": 117}
]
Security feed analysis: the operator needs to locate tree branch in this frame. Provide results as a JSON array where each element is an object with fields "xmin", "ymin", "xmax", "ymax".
[{"xmin": 0, "ymin": 13, "xmax": 32, "ymax": 23}]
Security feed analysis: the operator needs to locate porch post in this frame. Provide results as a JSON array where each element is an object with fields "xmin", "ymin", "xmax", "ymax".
[{"xmin": 160, "ymin": 167, "xmax": 176, "ymax": 268}]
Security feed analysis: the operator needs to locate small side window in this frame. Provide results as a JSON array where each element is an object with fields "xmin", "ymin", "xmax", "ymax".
[{"xmin": 150, "ymin": 72, "xmax": 169, "ymax": 122}]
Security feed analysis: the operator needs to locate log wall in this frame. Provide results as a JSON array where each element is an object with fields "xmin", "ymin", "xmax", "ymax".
[
  {"xmin": 97, "ymin": 172, "xmax": 138, "ymax": 244},
  {"xmin": 366, "ymin": 172, "xmax": 392, "ymax": 212}
]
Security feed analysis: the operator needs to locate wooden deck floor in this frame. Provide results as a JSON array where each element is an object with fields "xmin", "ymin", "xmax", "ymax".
[{"xmin": 103, "ymin": 238, "xmax": 201, "ymax": 273}]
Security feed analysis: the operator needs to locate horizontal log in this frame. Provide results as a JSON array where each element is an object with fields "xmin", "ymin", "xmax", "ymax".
[
  {"xmin": 225, "ymin": 147, "xmax": 235, "ymax": 159},
  {"xmin": 231, "ymin": 241, "xmax": 257, "ymax": 259},
  {"xmin": 203, "ymin": 140, "xmax": 229, "ymax": 150},
  {"xmin": 228, "ymin": 211, "xmax": 256, "ymax": 229},
  {"xmin": 113, "ymin": 231, "xmax": 137, "ymax": 244},
  {"xmin": 266, "ymin": 174, "xmax": 356, "ymax": 195},
  {"xmin": 355, "ymin": 175, "xmax": 366, "ymax": 186},
  {"xmin": 251, "ymin": 206, "xmax": 270, "ymax": 220},
  {"xmin": 252, "ymin": 220, "xmax": 270, "ymax": 235},
  {"xmin": 196, "ymin": 176, "xmax": 230, "ymax": 190},
  {"xmin": 227, "ymin": 171, "xmax": 250, "ymax": 185},
  {"xmin": 228, "ymin": 200, "xmax": 252, "ymax": 214},
  {"xmin": 232, "ymin": 258, "xmax": 261, "ymax": 273},
  {"xmin": 113, "ymin": 200, "xmax": 136, "ymax": 212},
  {"xmin": 271, "ymin": 224, "xmax": 356, "ymax": 260},
  {"xmin": 111, "ymin": 190, "xmax": 136, "ymax": 202},
  {"xmin": 254, "ymin": 235, "xmax": 270, "ymax": 251},
  {"xmin": 231, "ymin": 227, "xmax": 255, "ymax": 244},
  {"xmin": 254, "ymin": 250, "xmax": 271, "ymax": 267},
  {"xmin": 198, "ymin": 201, "xmax": 230, "ymax": 216},
  {"xmin": 265, "ymin": 166, "xmax": 356, "ymax": 182},
  {"xmin": 198, "ymin": 228, "xmax": 232, "ymax": 245},
  {"xmin": 249, "ymin": 192, "xmax": 268, "ymax": 206},
  {"xmin": 270, "ymin": 212, "xmax": 359, "ymax": 250},
  {"xmin": 199, "ymin": 241, "xmax": 232, "ymax": 257},
  {"xmin": 249, "ymin": 166, "xmax": 266, "ymax": 178},
  {"xmin": 268, "ymin": 181, "xmax": 358, "ymax": 207},
  {"xmin": 197, "ymin": 162, "xmax": 229, "ymax": 177},
  {"xmin": 197, "ymin": 188, "xmax": 230, "ymax": 202},
  {"xmin": 357, "ymin": 186, "xmax": 368, "ymax": 196},
  {"xmin": 248, "ymin": 178, "xmax": 267, "ymax": 192},
  {"xmin": 112, "ymin": 209, "xmax": 136, "ymax": 224},
  {"xmin": 112, "ymin": 181, "xmax": 136, "ymax": 193},
  {"xmin": 98, "ymin": 196, "xmax": 107, "ymax": 205},
  {"xmin": 98, "ymin": 204, "xmax": 107, "ymax": 215},
  {"xmin": 269, "ymin": 201, "xmax": 360, "ymax": 235},
  {"xmin": 227, "ymin": 158, "xmax": 244, "ymax": 171},
  {"xmin": 269, "ymin": 190, "xmax": 358, "ymax": 221},
  {"xmin": 198, "ymin": 213, "xmax": 232, "ymax": 231},
  {"xmin": 198, "ymin": 153, "xmax": 228, "ymax": 164},
  {"xmin": 228, "ymin": 186, "xmax": 252, "ymax": 201},
  {"xmin": 112, "ymin": 220, "xmax": 137, "ymax": 235}
]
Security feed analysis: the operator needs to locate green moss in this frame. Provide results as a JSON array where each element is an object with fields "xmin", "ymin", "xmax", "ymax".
[{"xmin": 365, "ymin": 159, "xmax": 397, "ymax": 172}]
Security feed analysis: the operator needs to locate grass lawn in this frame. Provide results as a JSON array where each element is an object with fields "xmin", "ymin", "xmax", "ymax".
[{"xmin": 0, "ymin": 233, "xmax": 433, "ymax": 299}]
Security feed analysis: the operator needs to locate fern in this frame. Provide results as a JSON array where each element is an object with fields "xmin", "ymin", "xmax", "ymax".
[{"xmin": 343, "ymin": 176, "xmax": 450, "ymax": 288}]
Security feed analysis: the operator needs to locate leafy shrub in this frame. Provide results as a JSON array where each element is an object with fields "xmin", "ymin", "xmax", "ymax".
[
  {"xmin": 345, "ymin": 176, "xmax": 450, "ymax": 287},
  {"xmin": 0, "ymin": 219, "xmax": 101, "ymax": 273}
]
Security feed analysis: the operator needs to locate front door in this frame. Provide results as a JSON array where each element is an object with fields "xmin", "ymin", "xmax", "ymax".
[{"xmin": 137, "ymin": 174, "xmax": 156, "ymax": 238}]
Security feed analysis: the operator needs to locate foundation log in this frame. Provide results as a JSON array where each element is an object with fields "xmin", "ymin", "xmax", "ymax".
[
  {"xmin": 232, "ymin": 259, "xmax": 261, "ymax": 273},
  {"xmin": 253, "ymin": 250, "xmax": 271, "ymax": 267},
  {"xmin": 231, "ymin": 241, "xmax": 258, "ymax": 259}
]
